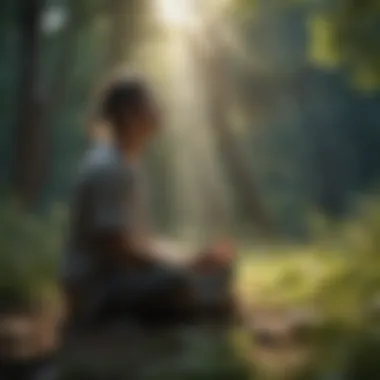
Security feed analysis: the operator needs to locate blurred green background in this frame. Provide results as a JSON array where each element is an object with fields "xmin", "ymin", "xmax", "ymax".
[{"xmin": 1, "ymin": 0, "xmax": 380, "ymax": 378}]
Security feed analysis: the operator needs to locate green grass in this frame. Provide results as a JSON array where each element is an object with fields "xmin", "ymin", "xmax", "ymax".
[
  {"xmin": 3, "ymin": 197, "xmax": 380, "ymax": 378},
  {"xmin": 0, "ymin": 198, "xmax": 64, "ymax": 310}
]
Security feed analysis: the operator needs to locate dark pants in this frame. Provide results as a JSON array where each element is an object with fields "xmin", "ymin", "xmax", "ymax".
[
  {"xmin": 65, "ymin": 264, "xmax": 235, "ymax": 328},
  {"xmin": 66, "ymin": 264, "xmax": 195, "ymax": 327},
  {"xmin": 101, "ymin": 265, "xmax": 194, "ymax": 324}
]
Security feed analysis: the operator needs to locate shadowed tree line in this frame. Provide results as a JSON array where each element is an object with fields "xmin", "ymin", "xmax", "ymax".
[{"xmin": 0, "ymin": 0, "xmax": 379, "ymax": 238}]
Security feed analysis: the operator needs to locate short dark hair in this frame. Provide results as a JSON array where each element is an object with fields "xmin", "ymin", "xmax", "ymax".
[{"xmin": 99, "ymin": 75, "xmax": 152, "ymax": 129}]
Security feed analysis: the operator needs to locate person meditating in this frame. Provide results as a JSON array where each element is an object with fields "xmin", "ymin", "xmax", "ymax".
[{"xmin": 61, "ymin": 73, "xmax": 237, "ymax": 327}]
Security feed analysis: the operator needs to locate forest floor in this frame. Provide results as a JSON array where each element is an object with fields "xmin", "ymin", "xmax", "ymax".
[{"xmin": 0, "ymin": 249, "xmax": 348, "ymax": 379}]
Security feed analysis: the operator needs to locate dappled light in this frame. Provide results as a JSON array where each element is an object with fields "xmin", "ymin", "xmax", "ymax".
[
  {"xmin": 1, "ymin": 0, "xmax": 380, "ymax": 379},
  {"xmin": 145, "ymin": 0, "xmax": 237, "ymax": 244}
]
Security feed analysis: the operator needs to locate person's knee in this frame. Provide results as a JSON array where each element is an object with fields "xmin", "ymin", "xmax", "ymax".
[
  {"xmin": 153, "ymin": 267, "xmax": 190, "ymax": 304},
  {"xmin": 167, "ymin": 268, "xmax": 188, "ymax": 288}
]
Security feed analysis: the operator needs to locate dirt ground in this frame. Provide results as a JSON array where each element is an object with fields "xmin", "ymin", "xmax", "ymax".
[{"xmin": 0, "ymin": 301, "xmax": 316, "ymax": 380}]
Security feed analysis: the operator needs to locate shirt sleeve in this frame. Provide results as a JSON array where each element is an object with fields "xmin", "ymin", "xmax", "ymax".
[{"xmin": 89, "ymin": 165, "xmax": 134, "ymax": 233}]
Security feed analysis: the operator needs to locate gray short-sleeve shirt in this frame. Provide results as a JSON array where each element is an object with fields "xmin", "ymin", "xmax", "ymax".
[{"xmin": 61, "ymin": 142, "xmax": 148, "ymax": 283}]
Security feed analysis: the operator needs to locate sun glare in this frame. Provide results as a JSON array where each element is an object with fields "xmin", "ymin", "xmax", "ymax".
[{"xmin": 155, "ymin": 0, "xmax": 200, "ymax": 30}]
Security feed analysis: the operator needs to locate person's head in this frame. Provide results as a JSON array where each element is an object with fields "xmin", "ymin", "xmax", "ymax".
[{"xmin": 98, "ymin": 74, "xmax": 161, "ymax": 151}]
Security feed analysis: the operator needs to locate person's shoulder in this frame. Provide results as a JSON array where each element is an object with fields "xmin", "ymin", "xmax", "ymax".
[
  {"xmin": 79, "ymin": 143, "xmax": 131, "ymax": 184},
  {"xmin": 83, "ymin": 143, "xmax": 118, "ymax": 168}
]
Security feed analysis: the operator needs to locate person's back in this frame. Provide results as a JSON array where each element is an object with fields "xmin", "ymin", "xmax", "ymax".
[
  {"xmin": 62, "ymin": 142, "xmax": 131, "ymax": 286},
  {"xmin": 61, "ymin": 142, "xmax": 138, "ymax": 322}
]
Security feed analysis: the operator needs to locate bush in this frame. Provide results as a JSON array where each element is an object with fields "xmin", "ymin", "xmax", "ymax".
[{"xmin": 0, "ymin": 198, "xmax": 65, "ymax": 311}]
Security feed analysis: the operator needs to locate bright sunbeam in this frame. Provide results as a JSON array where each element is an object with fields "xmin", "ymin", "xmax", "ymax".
[
  {"xmin": 148, "ymin": 0, "xmax": 233, "ymax": 242},
  {"xmin": 154, "ymin": 0, "xmax": 200, "ymax": 30}
]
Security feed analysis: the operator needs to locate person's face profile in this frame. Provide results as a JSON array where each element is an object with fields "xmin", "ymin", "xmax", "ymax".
[{"xmin": 141, "ymin": 100, "xmax": 162, "ymax": 137}]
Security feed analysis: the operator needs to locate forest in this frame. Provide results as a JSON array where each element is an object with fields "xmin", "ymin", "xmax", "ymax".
[{"xmin": 1, "ymin": 0, "xmax": 380, "ymax": 379}]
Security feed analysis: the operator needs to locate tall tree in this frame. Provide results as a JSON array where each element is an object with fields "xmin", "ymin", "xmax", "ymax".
[
  {"xmin": 37, "ymin": 0, "xmax": 91, "ymax": 200},
  {"xmin": 13, "ymin": 0, "xmax": 93, "ymax": 205},
  {"xmin": 13, "ymin": 0, "xmax": 44, "ymax": 205}
]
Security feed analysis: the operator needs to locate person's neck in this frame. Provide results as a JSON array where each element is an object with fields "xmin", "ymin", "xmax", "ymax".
[{"xmin": 117, "ymin": 139, "xmax": 143, "ymax": 164}]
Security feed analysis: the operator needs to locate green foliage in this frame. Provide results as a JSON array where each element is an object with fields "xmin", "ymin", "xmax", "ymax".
[
  {"xmin": 236, "ymin": 0, "xmax": 380, "ymax": 91},
  {"xmin": 2, "ymin": 196, "xmax": 380, "ymax": 377},
  {"xmin": 307, "ymin": 4, "xmax": 380, "ymax": 91},
  {"xmin": 0, "ymin": 197, "xmax": 65, "ymax": 310},
  {"xmin": 237, "ymin": 197, "xmax": 380, "ymax": 377}
]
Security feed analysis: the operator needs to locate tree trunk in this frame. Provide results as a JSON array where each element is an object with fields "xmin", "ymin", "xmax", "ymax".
[
  {"xmin": 36, "ymin": 1, "xmax": 84, "ymax": 200},
  {"xmin": 13, "ymin": 0, "xmax": 44, "ymax": 205}
]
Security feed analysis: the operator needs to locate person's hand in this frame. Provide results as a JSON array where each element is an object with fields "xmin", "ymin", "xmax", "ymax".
[
  {"xmin": 215, "ymin": 238, "xmax": 237, "ymax": 257},
  {"xmin": 193, "ymin": 238, "xmax": 237, "ymax": 272},
  {"xmin": 209, "ymin": 238, "xmax": 237, "ymax": 266}
]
